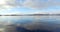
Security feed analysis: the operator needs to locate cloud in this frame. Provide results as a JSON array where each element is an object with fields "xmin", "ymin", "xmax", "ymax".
[
  {"xmin": 9, "ymin": 0, "xmax": 60, "ymax": 9},
  {"xmin": 0, "ymin": 8, "xmax": 22, "ymax": 15},
  {"xmin": 22, "ymin": 0, "xmax": 60, "ymax": 9},
  {"xmin": 0, "ymin": 0, "xmax": 60, "ymax": 11},
  {"xmin": 0, "ymin": 0, "xmax": 13, "ymax": 10}
]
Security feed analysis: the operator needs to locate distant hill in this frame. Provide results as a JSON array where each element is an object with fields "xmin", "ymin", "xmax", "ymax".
[{"xmin": 1, "ymin": 13, "xmax": 60, "ymax": 16}]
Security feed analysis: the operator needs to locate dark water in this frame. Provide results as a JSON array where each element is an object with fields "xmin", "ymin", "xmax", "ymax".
[{"xmin": 0, "ymin": 16, "xmax": 60, "ymax": 32}]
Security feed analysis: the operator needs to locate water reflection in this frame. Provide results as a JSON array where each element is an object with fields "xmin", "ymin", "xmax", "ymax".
[{"xmin": 0, "ymin": 16, "xmax": 60, "ymax": 32}]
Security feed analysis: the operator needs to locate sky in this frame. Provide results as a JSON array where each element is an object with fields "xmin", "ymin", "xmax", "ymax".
[{"xmin": 0, "ymin": 0, "xmax": 60, "ymax": 15}]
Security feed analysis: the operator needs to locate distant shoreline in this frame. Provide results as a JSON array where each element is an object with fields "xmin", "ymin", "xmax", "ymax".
[{"xmin": 0, "ymin": 14, "xmax": 60, "ymax": 16}]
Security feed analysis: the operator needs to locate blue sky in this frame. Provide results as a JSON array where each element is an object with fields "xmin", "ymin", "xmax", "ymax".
[{"xmin": 0, "ymin": 0, "xmax": 60, "ymax": 14}]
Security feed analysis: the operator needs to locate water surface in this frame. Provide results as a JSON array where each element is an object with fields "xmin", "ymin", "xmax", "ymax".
[{"xmin": 0, "ymin": 16, "xmax": 60, "ymax": 32}]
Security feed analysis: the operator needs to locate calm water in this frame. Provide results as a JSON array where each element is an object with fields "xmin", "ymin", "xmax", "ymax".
[
  {"xmin": 0, "ymin": 16, "xmax": 60, "ymax": 24},
  {"xmin": 0, "ymin": 16, "xmax": 60, "ymax": 32}
]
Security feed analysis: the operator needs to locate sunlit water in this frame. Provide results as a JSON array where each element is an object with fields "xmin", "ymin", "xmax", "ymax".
[{"xmin": 0, "ymin": 16, "xmax": 60, "ymax": 32}]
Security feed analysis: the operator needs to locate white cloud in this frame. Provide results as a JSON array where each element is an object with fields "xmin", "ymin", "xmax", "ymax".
[
  {"xmin": 23, "ymin": 0, "xmax": 60, "ymax": 9},
  {"xmin": 0, "ymin": 0, "xmax": 60, "ymax": 10},
  {"xmin": 0, "ymin": 9, "xmax": 22, "ymax": 15},
  {"xmin": 0, "ymin": 0, "xmax": 60, "ymax": 9},
  {"xmin": 0, "ymin": 0, "xmax": 6, "ymax": 4},
  {"xmin": 0, "ymin": 0, "xmax": 60, "ymax": 14}
]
